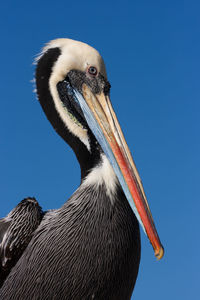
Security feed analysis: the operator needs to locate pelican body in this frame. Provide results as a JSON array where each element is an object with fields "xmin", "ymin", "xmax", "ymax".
[{"xmin": 0, "ymin": 39, "xmax": 163, "ymax": 299}]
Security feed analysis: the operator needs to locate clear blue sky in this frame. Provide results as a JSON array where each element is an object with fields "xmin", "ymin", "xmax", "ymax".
[{"xmin": 0, "ymin": 1, "xmax": 199, "ymax": 299}]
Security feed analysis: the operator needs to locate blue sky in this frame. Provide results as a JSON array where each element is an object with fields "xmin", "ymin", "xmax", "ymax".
[{"xmin": 0, "ymin": 0, "xmax": 199, "ymax": 299}]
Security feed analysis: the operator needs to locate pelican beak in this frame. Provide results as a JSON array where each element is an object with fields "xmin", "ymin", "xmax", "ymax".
[{"xmin": 74, "ymin": 84, "xmax": 164, "ymax": 260}]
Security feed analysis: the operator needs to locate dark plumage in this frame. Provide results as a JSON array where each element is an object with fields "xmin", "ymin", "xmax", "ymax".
[
  {"xmin": 0, "ymin": 198, "xmax": 43, "ymax": 288},
  {"xmin": 0, "ymin": 185, "xmax": 140, "ymax": 299}
]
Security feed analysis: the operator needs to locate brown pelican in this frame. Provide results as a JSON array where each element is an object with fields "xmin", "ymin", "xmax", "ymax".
[{"xmin": 0, "ymin": 39, "xmax": 163, "ymax": 299}]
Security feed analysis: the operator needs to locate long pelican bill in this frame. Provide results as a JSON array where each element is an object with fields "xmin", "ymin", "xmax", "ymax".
[{"xmin": 74, "ymin": 84, "xmax": 164, "ymax": 260}]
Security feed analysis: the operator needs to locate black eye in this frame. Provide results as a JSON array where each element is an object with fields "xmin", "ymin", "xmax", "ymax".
[{"xmin": 87, "ymin": 66, "xmax": 98, "ymax": 76}]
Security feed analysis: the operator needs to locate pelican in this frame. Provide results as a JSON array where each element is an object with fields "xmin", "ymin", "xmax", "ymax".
[{"xmin": 0, "ymin": 39, "xmax": 163, "ymax": 299}]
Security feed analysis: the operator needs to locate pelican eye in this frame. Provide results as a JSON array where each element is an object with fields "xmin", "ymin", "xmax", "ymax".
[{"xmin": 87, "ymin": 66, "xmax": 98, "ymax": 76}]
